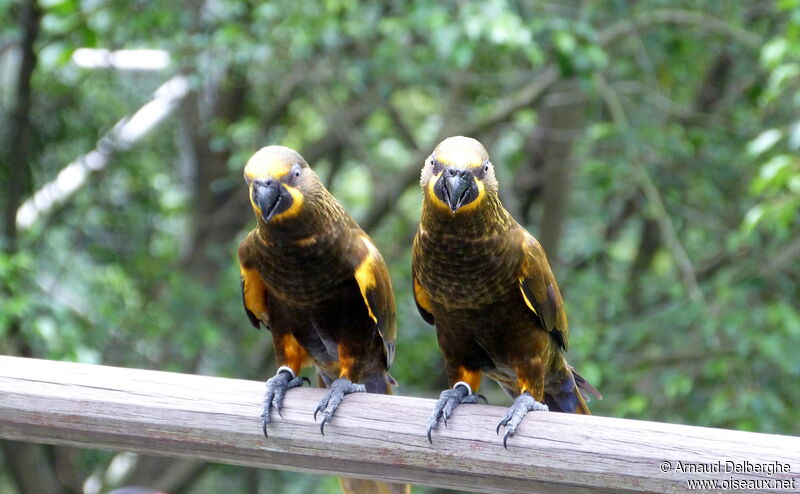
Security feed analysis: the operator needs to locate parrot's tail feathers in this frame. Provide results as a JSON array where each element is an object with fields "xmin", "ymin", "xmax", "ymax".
[
  {"xmin": 573, "ymin": 369, "xmax": 601, "ymax": 415},
  {"xmin": 573, "ymin": 387, "xmax": 592, "ymax": 415},
  {"xmin": 361, "ymin": 372, "xmax": 395, "ymax": 394},
  {"xmin": 543, "ymin": 371, "xmax": 581, "ymax": 413},
  {"xmin": 545, "ymin": 368, "xmax": 601, "ymax": 415},
  {"xmin": 573, "ymin": 370, "xmax": 602, "ymax": 401}
]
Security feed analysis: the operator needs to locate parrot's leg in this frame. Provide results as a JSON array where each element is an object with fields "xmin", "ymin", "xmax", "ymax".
[
  {"xmin": 496, "ymin": 392, "xmax": 549, "ymax": 448},
  {"xmin": 261, "ymin": 366, "xmax": 310, "ymax": 437},
  {"xmin": 313, "ymin": 377, "xmax": 366, "ymax": 435},
  {"xmin": 426, "ymin": 381, "xmax": 486, "ymax": 443}
]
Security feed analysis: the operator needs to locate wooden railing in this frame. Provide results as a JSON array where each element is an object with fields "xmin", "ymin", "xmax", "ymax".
[{"xmin": 0, "ymin": 356, "xmax": 798, "ymax": 493}]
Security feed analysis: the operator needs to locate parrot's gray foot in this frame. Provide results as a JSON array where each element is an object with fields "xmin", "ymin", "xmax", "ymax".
[
  {"xmin": 496, "ymin": 392, "xmax": 548, "ymax": 448},
  {"xmin": 313, "ymin": 377, "xmax": 366, "ymax": 435},
  {"xmin": 426, "ymin": 381, "xmax": 486, "ymax": 443},
  {"xmin": 261, "ymin": 366, "xmax": 309, "ymax": 437}
]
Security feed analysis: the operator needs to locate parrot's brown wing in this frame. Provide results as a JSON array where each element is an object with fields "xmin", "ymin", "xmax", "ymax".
[
  {"xmin": 238, "ymin": 232, "xmax": 269, "ymax": 330},
  {"xmin": 352, "ymin": 232, "xmax": 397, "ymax": 368},
  {"xmin": 411, "ymin": 232, "xmax": 435, "ymax": 325},
  {"xmin": 517, "ymin": 229, "xmax": 569, "ymax": 351}
]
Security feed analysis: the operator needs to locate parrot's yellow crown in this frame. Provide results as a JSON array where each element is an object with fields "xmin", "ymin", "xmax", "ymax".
[
  {"xmin": 432, "ymin": 136, "xmax": 489, "ymax": 169},
  {"xmin": 244, "ymin": 146, "xmax": 307, "ymax": 182}
]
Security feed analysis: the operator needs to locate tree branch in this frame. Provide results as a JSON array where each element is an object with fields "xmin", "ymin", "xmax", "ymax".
[
  {"xmin": 760, "ymin": 236, "xmax": 800, "ymax": 278},
  {"xmin": 599, "ymin": 8, "xmax": 762, "ymax": 50},
  {"xmin": 595, "ymin": 74, "xmax": 705, "ymax": 304}
]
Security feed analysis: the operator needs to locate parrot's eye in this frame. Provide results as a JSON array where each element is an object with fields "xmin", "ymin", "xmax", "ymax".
[
  {"xmin": 473, "ymin": 161, "xmax": 491, "ymax": 179},
  {"xmin": 430, "ymin": 158, "xmax": 443, "ymax": 174},
  {"xmin": 289, "ymin": 164, "xmax": 302, "ymax": 183}
]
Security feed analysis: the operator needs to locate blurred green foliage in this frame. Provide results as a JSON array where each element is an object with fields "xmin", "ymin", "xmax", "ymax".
[{"xmin": 1, "ymin": 0, "xmax": 799, "ymax": 493}]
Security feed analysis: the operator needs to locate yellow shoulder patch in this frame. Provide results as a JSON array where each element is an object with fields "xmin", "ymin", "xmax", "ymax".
[
  {"xmin": 519, "ymin": 233, "xmax": 539, "ymax": 317},
  {"xmin": 354, "ymin": 236, "xmax": 379, "ymax": 324},
  {"xmin": 413, "ymin": 277, "xmax": 434, "ymax": 315},
  {"xmin": 240, "ymin": 265, "xmax": 269, "ymax": 322},
  {"xmin": 519, "ymin": 279, "xmax": 538, "ymax": 317}
]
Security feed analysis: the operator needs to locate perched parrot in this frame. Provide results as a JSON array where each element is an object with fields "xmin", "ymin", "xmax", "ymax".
[
  {"xmin": 238, "ymin": 145, "xmax": 407, "ymax": 492},
  {"xmin": 412, "ymin": 136, "xmax": 600, "ymax": 447},
  {"xmin": 238, "ymin": 147, "xmax": 408, "ymax": 494}
]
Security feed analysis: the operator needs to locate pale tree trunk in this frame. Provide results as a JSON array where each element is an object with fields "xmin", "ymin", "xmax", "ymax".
[
  {"xmin": 179, "ymin": 67, "xmax": 250, "ymax": 281},
  {"xmin": 517, "ymin": 80, "xmax": 586, "ymax": 266}
]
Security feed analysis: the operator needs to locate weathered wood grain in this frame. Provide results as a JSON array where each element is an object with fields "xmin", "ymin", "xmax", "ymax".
[{"xmin": 0, "ymin": 356, "xmax": 797, "ymax": 493}]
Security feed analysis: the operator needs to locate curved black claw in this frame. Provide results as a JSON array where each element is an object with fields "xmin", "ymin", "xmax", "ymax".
[
  {"xmin": 313, "ymin": 378, "xmax": 366, "ymax": 435},
  {"xmin": 496, "ymin": 392, "xmax": 549, "ymax": 449},
  {"xmin": 426, "ymin": 383, "xmax": 481, "ymax": 443},
  {"xmin": 261, "ymin": 368, "xmax": 309, "ymax": 437}
]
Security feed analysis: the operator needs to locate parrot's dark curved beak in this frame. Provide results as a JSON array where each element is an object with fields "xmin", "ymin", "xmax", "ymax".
[
  {"xmin": 253, "ymin": 179, "xmax": 291, "ymax": 221},
  {"xmin": 437, "ymin": 167, "xmax": 478, "ymax": 212}
]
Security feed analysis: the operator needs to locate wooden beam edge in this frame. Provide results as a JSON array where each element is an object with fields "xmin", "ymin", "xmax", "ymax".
[{"xmin": 0, "ymin": 356, "xmax": 798, "ymax": 493}]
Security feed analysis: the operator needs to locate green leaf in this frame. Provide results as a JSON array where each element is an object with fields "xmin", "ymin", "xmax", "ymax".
[{"xmin": 752, "ymin": 154, "xmax": 797, "ymax": 194}]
